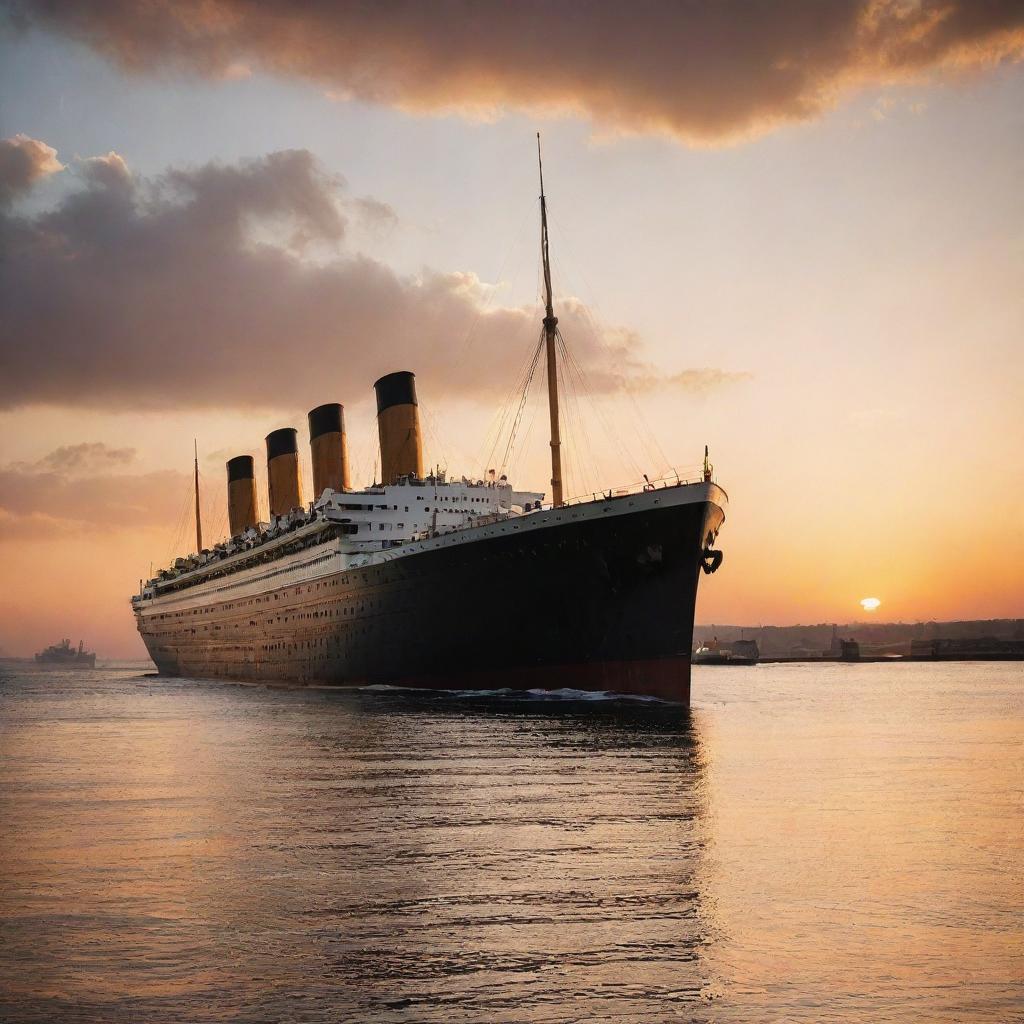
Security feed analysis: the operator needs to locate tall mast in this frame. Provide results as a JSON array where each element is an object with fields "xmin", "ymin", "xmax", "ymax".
[
  {"xmin": 537, "ymin": 132, "xmax": 563, "ymax": 508},
  {"xmin": 193, "ymin": 439, "xmax": 204, "ymax": 553}
]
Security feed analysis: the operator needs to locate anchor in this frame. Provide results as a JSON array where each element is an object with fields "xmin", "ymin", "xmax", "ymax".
[{"xmin": 701, "ymin": 549, "xmax": 723, "ymax": 575}]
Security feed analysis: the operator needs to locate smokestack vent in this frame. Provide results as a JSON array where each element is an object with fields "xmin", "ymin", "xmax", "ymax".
[
  {"xmin": 308, "ymin": 402, "xmax": 350, "ymax": 495},
  {"xmin": 374, "ymin": 371, "xmax": 423, "ymax": 484},
  {"xmin": 226, "ymin": 455, "xmax": 258, "ymax": 535},
  {"xmin": 265, "ymin": 427, "xmax": 302, "ymax": 515}
]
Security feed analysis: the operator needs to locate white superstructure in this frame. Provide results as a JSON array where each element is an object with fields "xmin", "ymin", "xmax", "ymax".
[
  {"xmin": 134, "ymin": 472, "xmax": 543, "ymax": 604},
  {"xmin": 319, "ymin": 472, "xmax": 543, "ymax": 549}
]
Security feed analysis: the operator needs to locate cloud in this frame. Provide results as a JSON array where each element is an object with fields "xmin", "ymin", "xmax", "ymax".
[
  {"xmin": 0, "ymin": 507, "xmax": 92, "ymax": 541},
  {"xmin": 77, "ymin": 150, "xmax": 132, "ymax": 190},
  {"xmin": 647, "ymin": 369, "xmax": 753, "ymax": 394},
  {"xmin": 7, "ymin": 1, "xmax": 1024, "ymax": 143},
  {"xmin": 33, "ymin": 442, "xmax": 136, "ymax": 474},
  {"xmin": 0, "ymin": 458, "xmax": 186, "ymax": 543},
  {"xmin": 0, "ymin": 144, "xmax": 736, "ymax": 410},
  {"xmin": 353, "ymin": 196, "xmax": 398, "ymax": 231},
  {"xmin": 0, "ymin": 134, "xmax": 64, "ymax": 205}
]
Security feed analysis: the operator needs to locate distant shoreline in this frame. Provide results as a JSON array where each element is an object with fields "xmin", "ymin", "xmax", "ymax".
[{"xmin": 695, "ymin": 617, "xmax": 1023, "ymax": 661}]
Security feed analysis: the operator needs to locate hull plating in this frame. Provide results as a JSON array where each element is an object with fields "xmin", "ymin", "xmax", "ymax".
[{"xmin": 138, "ymin": 498, "xmax": 724, "ymax": 703}]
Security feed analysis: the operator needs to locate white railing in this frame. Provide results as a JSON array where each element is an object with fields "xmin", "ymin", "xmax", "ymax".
[{"xmin": 559, "ymin": 469, "xmax": 708, "ymax": 509}]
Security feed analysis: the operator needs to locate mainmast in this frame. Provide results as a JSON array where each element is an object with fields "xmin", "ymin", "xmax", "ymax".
[
  {"xmin": 193, "ymin": 439, "xmax": 204, "ymax": 553},
  {"xmin": 537, "ymin": 133, "xmax": 563, "ymax": 508}
]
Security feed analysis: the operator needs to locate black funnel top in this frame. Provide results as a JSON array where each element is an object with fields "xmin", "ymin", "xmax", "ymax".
[
  {"xmin": 308, "ymin": 403, "xmax": 344, "ymax": 440},
  {"xmin": 226, "ymin": 455, "xmax": 254, "ymax": 482},
  {"xmin": 265, "ymin": 427, "xmax": 298, "ymax": 460},
  {"xmin": 374, "ymin": 371, "xmax": 418, "ymax": 414}
]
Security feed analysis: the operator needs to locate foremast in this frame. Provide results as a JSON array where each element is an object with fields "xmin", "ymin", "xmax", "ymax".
[
  {"xmin": 537, "ymin": 133, "xmax": 563, "ymax": 509},
  {"xmin": 194, "ymin": 439, "xmax": 203, "ymax": 553}
]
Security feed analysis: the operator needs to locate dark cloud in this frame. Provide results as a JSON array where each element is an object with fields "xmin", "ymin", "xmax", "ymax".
[
  {"xmin": 0, "ymin": 134, "xmax": 63, "ymax": 205},
  {"xmin": 7, "ymin": 1, "xmax": 1024, "ymax": 142},
  {"xmin": 0, "ymin": 144, "xmax": 737, "ymax": 410}
]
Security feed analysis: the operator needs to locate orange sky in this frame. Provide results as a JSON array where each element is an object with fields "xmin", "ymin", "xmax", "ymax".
[{"xmin": 1, "ymin": 4, "xmax": 1022, "ymax": 657}]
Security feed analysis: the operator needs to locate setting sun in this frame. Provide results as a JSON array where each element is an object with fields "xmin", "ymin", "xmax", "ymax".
[{"xmin": 860, "ymin": 597, "xmax": 882, "ymax": 612}]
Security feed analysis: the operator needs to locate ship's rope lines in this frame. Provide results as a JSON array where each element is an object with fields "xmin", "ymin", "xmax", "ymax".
[
  {"xmin": 550, "ymin": 244, "xmax": 668, "ymax": 477},
  {"xmin": 553, "ymin": 332, "xmax": 584, "ymax": 496},
  {"xmin": 542, "ymin": 226, "xmax": 653, "ymax": 486},
  {"xmin": 557, "ymin": 342, "xmax": 584, "ymax": 498},
  {"xmin": 164, "ymin": 472, "xmax": 193, "ymax": 567},
  {"xmin": 505, "ymin": 383, "xmax": 542, "ymax": 483},
  {"xmin": 198, "ymin": 466, "xmax": 228, "ymax": 546},
  {"xmin": 555, "ymin": 324, "xmax": 637, "ymax": 486},
  {"xmin": 473, "ymin": 284, "xmax": 552, "ymax": 478},
  {"xmin": 504, "ymin": 343, "xmax": 548, "ymax": 483},
  {"xmin": 423, "ymin": 403, "xmax": 488, "ymax": 479},
  {"xmin": 567, "ymin": 279, "xmax": 672, "ymax": 478},
  {"xmin": 483, "ymin": 226, "xmax": 553, "ymax": 477},
  {"xmin": 484, "ymin": 188, "xmax": 684, "ymax": 492},
  {"xmin": 347, "ymin": 417, "xmax": 378, "ymax": 489},
  {"xmin": 481, "ymin": 323, "xmax": 544, "ymax": 478},
  {"xmin": 474, "ymin": 328, "xmax": 531, "ymax": 474},
  {"xmin": 485, "ymin": 225, "xmax": 572, "ymax": 483},
  {"xmin": 481, "ymin": 213, "xmax": 581, "ymax": 484},
  {"xmin": 420, "ymin": 406, "xmax": 448, "ymax": 475},
  {"xmin": 496, "ymin": 330, "xmax": 544, "ymax": 477},
  {"xmin": 463, "ymin": 213, "xmax": 550, "ymax": 480},
  {"xmin": 558, "ymin": 332, "xmax": 606, "ymax": 498},
  {"xmin": 556, "ymin": 327, "xmax": 645, "ymax": 486},
  {"xmin": 351, "ymin": 413, "xmax": 383, "ymax": 488},
  {"xmin": 546, "ymin": 211, "xmax": 672, "ymax": 478}
]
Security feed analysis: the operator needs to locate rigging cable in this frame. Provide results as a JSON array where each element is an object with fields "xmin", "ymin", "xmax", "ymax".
[
  {"xmin": 557, "ymin": 329, "xmax": 643, "ymax": 486},
  {"xmin": 547, "ymin": 211, "xmax": 672, "ymax": 477},
  {"xmin": 483, "ymin": 323, "xmax": 545, "ymax": 476},
  {"xmin": 497, "ymin": 331, "xmax": 544, "ymax": 476},
  {"xmin": 164, "ymin": 468, "xmax": 194, "ymax": 566}
]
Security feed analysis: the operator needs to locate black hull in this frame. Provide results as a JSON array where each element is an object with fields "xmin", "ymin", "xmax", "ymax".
[{"xmin": 139, "ymin": 496, "xmax": 725, "ymax": 703}]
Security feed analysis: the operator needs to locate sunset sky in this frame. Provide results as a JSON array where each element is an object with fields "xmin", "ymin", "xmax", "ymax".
[{"xmin": 1, "ymin": 2, "xmax": 1022, "ymax": 657}]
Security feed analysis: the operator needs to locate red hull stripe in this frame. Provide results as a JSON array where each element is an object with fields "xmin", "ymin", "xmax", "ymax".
[{"xmin": 395, "ymin": 656, "xmax": 692, "ymax": 704}]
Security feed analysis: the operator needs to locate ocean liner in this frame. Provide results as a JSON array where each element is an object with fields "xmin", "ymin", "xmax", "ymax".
[{"xmin": 132, "ymin": 140, "xmax": 727, "ymax": 703}]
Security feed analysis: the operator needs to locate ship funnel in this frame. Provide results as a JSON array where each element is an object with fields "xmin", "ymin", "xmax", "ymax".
[
  {"xmin": 226, "ymin": 455, "xmax": 259, "ymax": 535},
  {"xmin": 374, "ymin": 371, "xmax": 423, "ymax": 484},
  {"xmin": 265, "ymin": 427, "xmax": 302, "ymax": 516},
  {"xmin": 308, "ymin": 402, "xmax": 351, "ymax": 496}
]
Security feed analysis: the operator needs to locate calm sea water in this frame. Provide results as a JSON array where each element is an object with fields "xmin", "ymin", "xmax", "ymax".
[{"xmin": 0, "ymin": 660, "xmax": 1020, "ymax": 1023}]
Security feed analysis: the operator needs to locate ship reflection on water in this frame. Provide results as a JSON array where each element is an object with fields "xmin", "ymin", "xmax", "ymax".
[
  {"xmin": 1, "ymin": 662, "xmax": 1020, "ymax": 1022},
  {"xmin": 311, "ymin": 688, "xmax": 715, "ymax": 1015},
  {"xmin": 0, "ymin": 668, "xmax": 716, "ymax": 1021}
]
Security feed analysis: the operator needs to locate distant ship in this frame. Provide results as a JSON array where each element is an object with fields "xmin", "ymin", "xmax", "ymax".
[
  {"xmin": 692, "ymin": 637, "xmax": 758, "ymax": 666},
  {"xmin": 35, "ymin": 639, "xmax": 96, "ymax": 669},
  {"xmin": 131, "ymin": 139, "xmax": 727, "ymax": 704}
]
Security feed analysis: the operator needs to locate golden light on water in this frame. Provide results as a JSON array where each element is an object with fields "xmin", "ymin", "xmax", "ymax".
[{"xmin": 860, "ymin": 597, "xmax": 881, "ymax": 612}]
